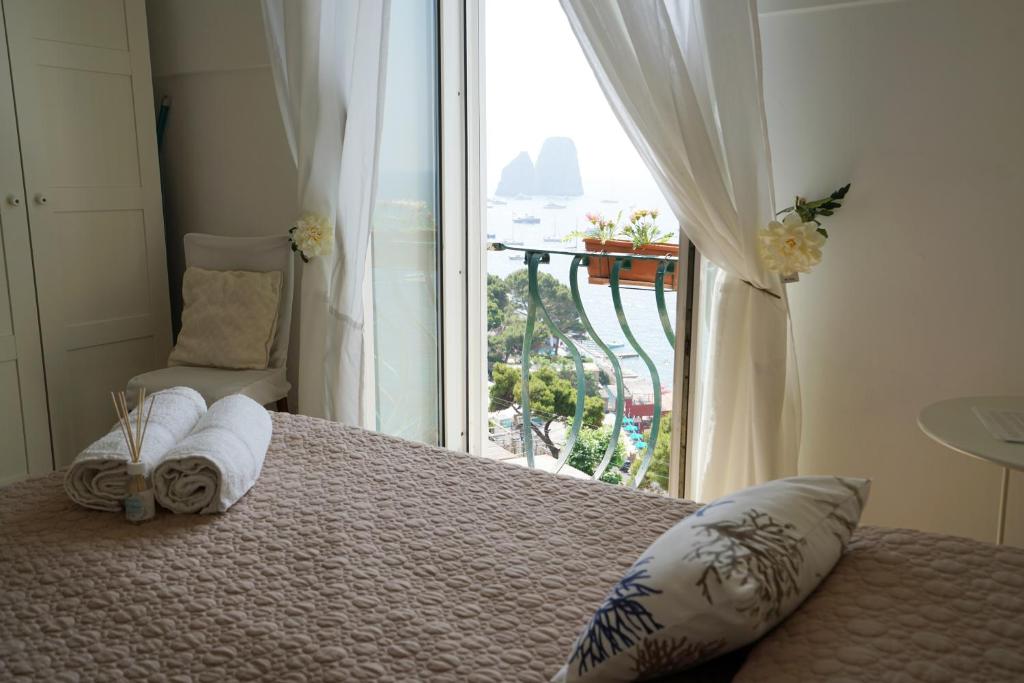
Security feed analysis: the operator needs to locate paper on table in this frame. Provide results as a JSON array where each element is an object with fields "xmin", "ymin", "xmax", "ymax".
[{"xmin": 972, "ymin": 406, "xmax": 1024, "ymax": 443}]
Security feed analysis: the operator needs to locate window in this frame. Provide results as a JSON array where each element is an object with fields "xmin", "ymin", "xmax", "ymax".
[
  {"xmin": 371, "ymin": 0, "xmax": 442, "ymax": 444},
  {"xmin": 479, "ymin": 0, "xmax": 690, "ymax": 494}
]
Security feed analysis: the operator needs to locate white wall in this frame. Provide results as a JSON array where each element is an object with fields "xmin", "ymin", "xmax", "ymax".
[
  {"xmin": 145, "ymin": 0, "xmax": 300, "ymax": 403},
  {"xmin": 761, "ymin": 0, "xmax": 1024, "ymax": 546}
]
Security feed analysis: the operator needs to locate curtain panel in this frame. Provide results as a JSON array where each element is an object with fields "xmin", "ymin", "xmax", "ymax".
[
  {"xmin": 261, "ymin": 0, "xmax": 390, "ymax": 425},
  {"xmin": 560, "ymin": 0, "xmax": 800, "ymax": 500}
]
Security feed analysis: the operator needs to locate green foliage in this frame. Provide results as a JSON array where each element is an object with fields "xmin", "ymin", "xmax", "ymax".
[
  {"xmin": 487, "ymin": 271, "xmax": 612, "ymax": 462},
  {"xmin": 487, "ymin": 274, "xmax": 509, "ymax": 331},
  {"xmin": 504, "ymin": 269, "xmax": 583, "ymax": 338},
  {"xmin": 569, "ymin": 425, "xmax": 626, "ymax": 480},
  {"xmin": 777, "ymin": 184, "xmax": 851, "ymax": 237},
  {"xmin": 488, "ymin": 318, "xmax": 553, "ymax": 366},
  {"xmin": 629, "ymin": 418, "xmax": 672, "ymax": 490},
  {"xmin": 489, "ymin": 363, "xmax": 601, "ymax": 429},
  {"xmin": 622, "ymin": 209, "xmax": 673, "ymax": 248},
  {"xmin": 583, "ymin": 396, "xmax": 605, "ymax": 428},
  {"xmin": 599, "ymin": 468, "xmax": 623, "ymax": 485},
  {"xmin": 565, "ymin": 211, "xmax": 621, "ymax": 244},
  {"xmin": 540, "ymin": 356, "xmax": 604, "ymax": 400}
]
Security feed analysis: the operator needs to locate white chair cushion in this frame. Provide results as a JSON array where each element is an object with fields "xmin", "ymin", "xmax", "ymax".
[
  {"xmin": 555, "ymin": 476, "xmax": 871, "ymax": 682},
  {"xmin": 127, "ymin": 366, "xmax": 290, "ymax": 408},
  {"xmin": 169, "ymin": 267, "xmax": 283, "ymax": 371}
]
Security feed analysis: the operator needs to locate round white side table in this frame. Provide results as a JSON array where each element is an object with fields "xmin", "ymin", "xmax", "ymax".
[{"xmin": 919, "ymin": 396, "xmax": 1024, "ymax": 545}]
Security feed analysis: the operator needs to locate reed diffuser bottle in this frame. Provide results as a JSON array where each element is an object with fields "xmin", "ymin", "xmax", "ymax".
[
  {"xmin": 125, "ymin": 460, "xmax": 155, "ymax": 523},
  {"xmin": 113, "ymin": 388, "xmax": 156, "ymax": 523}
]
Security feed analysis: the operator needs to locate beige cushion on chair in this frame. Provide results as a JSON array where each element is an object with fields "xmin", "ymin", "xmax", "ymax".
[
  {"xmin": 127, "ymin": 366, "xmax": 290, "ymax": 408},
  {"xmin": 169, "ymin": 267, "xmax": 283, "ymax": 370}
]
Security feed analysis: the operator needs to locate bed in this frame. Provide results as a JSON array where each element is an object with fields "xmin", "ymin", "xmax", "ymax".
[{"xmin": 2, "ymin": 412, "xmax": 1023, "ymax": 681}]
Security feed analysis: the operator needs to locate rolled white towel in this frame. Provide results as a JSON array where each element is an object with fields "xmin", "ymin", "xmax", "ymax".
[
  {"xmin": 153, "ymin": 394, "xmax": 271, "ymax": 514},
  {"xmin": 64, "ymin": 386, "xmax": 207, "ymax": 511}
]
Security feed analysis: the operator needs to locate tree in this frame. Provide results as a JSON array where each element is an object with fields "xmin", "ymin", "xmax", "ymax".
[
  {"xmin": 629, "ymin": 416, "xmax": 672, "ymax": 491},
  {"xmin": 489, "ymin": 362, "xmax": 603, "ymax": 459},
  {"xmin": 569, "ymin": 425, "xmax": 626, "ymax": 484},
  {"xmin": 538, "ymin": 356, "xmax": 605, "ymax": 401},
  {"xmin": 505, "ymin": 269, "xmax": 583, "ymax": 351},
  {"xmin": 487, "ymin": 274, "xmax": 509, "ymax": 331},
  {"xmin": 488, "ymin": 318, "xmax": 553, "ymax": 367}
]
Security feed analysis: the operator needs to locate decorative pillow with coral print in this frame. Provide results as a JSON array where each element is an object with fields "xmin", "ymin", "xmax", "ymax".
[{"xmin": 552, "ymin": 476, "xmax": 870, "ymax": 682}]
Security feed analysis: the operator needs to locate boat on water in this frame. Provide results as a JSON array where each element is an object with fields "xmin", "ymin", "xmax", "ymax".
[
  {"xmin": 542, "ymin": 236, "xmax": 562, "ymax": 243},
  {"xmin": 486, "ymin": 232, "xmax": 496, "ymax": 239},
  {"xmin": 617, "ymin": 350, "xmax": 640, "ymax": 359},
  {"xmin": 606, "ymin": 338, "xmax": 625, "ymax": 348},
  {"xmin": 489, "ymin": 198, "xmax": 508, "ymax": 205},
  {"xmin": 513, "ymin": 214, "xmax": 541, "ymax": 224},
  {"xmin": 600, "ymin": 199, "xmax": 617, "ymax": 204},
  {"xmin": 504, "ymin": 239, "xmax": 524, "ymax": 246},
  {"xmin": 543, "ymin": 202, "xmax": 566, "ymax": 209}
]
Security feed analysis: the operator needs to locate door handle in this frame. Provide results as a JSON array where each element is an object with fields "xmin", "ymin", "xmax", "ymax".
[
  {"xmin": 34, "ymin": 194, "xmax": 47, "ymax": 205},
  {"xmin": 5, "ymin": 195, "xmax": 20, "ymax": 207}
]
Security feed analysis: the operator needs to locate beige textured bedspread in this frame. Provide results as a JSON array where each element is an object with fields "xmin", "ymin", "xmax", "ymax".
[
  {"xmin": 735, "ymin": 526, "xmax": 1024, "ymax": 683},
  {"xmin": 0, "ymin": 413, "xmax": 699, "ymax": 682},
  {"xmin": 2, "ymin": 413, "xmax": 1022, "ymax": 682}
]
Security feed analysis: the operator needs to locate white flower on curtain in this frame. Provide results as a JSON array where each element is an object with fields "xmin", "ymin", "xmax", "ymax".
[
  {"xmin": 261, "ymin": 0, "xmax": 391, "ymax": 425},
  {"xmin": 289, "ymin": 213, "xmax": 334, "ymax": 263},
  {"xmin": 758, "ymin": 213, "xmax": 824, "ymax": 277},
  {"xmin": 760, "ymin": 184, "xmax": 851, "ymax": 278}
]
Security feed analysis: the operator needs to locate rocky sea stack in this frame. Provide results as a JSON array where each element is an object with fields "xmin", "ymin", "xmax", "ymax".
[{"xmin": 494, "ymin": 137, "xmax": 583, "ymax": 197}]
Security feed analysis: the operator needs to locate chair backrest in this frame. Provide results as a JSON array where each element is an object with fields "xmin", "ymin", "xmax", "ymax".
[{"xmin": 183, "ymin": 233, "xmax": 294, "ymax": 370}]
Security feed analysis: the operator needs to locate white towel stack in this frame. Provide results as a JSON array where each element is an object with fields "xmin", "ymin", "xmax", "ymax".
[
  {"xmin": 153, "ymin": 394, "xmax": 272, "ymax": 514},
  {"xmin": 64, "ymin": 386, "xmax": 207, "ymax": 512}
]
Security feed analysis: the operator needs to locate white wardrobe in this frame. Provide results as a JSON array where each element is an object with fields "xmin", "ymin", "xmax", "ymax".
[{"xmin": 0, "ymin": 0, "xmax": 171, "ymax": 481}]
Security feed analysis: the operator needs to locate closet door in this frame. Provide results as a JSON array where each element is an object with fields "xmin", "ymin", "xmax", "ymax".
[
  {"xmin": 0, "ymin": 3, "xmax": 52, "ymax": 484},
  {"xmin": 4, "ymin": 0, "xmax": 171, "ymax": 466}
]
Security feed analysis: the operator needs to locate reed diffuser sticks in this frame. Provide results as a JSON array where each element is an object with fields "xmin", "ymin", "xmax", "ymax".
[
  {"xmin": 113, "ymin": 388, "xmax": 157, "ymax": 522},
  {"xmin": 111, "ymin": 388, "xmax": 155, "ymax": 463}
]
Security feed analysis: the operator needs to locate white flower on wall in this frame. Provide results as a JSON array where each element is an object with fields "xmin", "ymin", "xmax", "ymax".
[
  {"xmin": 758, "ymin": 213, "xmax": 826, "ymax": 277},
  {"xmin": 289, "ymin": 213, "xmax": 334, "ymax": 262},
  {"xmin": 759, "ymin": 184, "xmax": 851, "ymax": 279}
]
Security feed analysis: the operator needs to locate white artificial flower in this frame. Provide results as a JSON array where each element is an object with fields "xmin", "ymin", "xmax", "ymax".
[
  {"xmin": 290, "ymin": 213, "xmax": 334, "ymax": 261},
  {"xmin": 758, "ymin": 212, "xmax": 826, "ymax": 277}
]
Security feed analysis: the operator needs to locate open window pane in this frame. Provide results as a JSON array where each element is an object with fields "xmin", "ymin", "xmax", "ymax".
[{"xmin": 482, "ymin": 0, "xmax": 685, "ymax": 494}]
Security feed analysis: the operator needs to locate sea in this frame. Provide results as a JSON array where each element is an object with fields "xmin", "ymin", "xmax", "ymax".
[{"xmin": 486, "ymin": 194, "xmax": 678, "ymax": 387}]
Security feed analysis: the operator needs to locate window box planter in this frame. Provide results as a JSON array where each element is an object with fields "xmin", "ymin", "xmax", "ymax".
[{"xmin": 583, "ymin": 238, "xmax": 679, "ymax": 288}]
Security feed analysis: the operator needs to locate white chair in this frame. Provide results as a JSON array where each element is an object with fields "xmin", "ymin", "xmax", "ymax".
[{"xmin": 128, "ymin": 233, "xmax": 294, "ymax": 411}]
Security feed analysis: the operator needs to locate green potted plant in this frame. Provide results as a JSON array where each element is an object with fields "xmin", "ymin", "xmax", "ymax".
[{"xmin": 566, "ymin": 209, "xmax": 678, "ymax": 286}]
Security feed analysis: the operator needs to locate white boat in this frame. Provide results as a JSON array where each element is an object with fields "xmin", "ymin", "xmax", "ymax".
[
  {"xmin": 542, "ymin": 236, "xmax": 562, "ymax": 243},
  {"xmin": 486, "ymin": 232, "xmax": 496, "ymax": 239},
  {"xmin": 543, "ymin": 202, "xmax": 566, "ymax": 210},
  {"xmin": 513, "ymin": 214, "xmax": 541, "ymax": 224}
]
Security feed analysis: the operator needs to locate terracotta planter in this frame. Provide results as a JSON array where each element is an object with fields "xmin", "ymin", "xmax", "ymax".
[{"xmin": 583, "ymin": 238, "xmax": 679, "ymax": 288}]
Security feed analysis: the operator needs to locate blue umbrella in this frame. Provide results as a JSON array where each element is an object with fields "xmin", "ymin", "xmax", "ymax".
[{"xmin": 635, "ymin": 441, "xmax": 647, "ymax": 449}]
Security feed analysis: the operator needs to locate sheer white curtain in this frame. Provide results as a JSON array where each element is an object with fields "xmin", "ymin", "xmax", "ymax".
[
  {"xmin": 560, "ymin": 0, "xmax": 800, "ymax": 500},
  {"xmin": 261, "ymin": 0, "xmax": 390, "ymax": 424}
]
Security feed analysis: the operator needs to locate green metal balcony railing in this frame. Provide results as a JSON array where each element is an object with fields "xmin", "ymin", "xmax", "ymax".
[{"xmin": 490, "ymin": 242, "xmax": 680, "ymax": 489}]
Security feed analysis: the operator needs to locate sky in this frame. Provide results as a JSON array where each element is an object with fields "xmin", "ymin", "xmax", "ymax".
[{"xmin": 484, "ymin": 0, "xmax": 671, "ymax": 209}]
